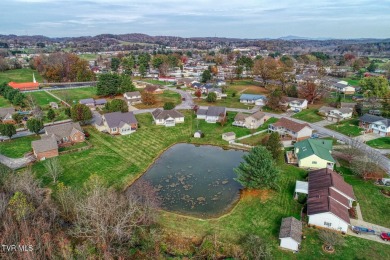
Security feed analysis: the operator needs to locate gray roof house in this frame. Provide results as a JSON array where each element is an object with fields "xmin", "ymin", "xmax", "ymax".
[
  {"xmin": 124, "ymin": 91, "xmax": 142, "ymax": 105},
  {"xmin": 79, "ymin": 98, "xmax": 95, "ymax": 106},
  {"xmin": 102, "ymin": 112, "xmax": 138, "ymax": 135},
  {"xmin": 44, "ymin": 122, "xmax": 85, "ymax": 144},
  {"xmin": 0, "ymin": 107, "xmax": 16, "ymax": 122},
  {"xmin": 31, "ymin": 135, "xmax": 59, "ymax": 161},
  {"xmin": 152, "ymin": 109, "xmax": 184, "ymax": 127},
  {"xmin": 197, "ymin": 106, "xmax": 226, "ymax": 123},
  {"xmin": 279, "ymin": 217, "xmax": 302, "ymax": 251}
]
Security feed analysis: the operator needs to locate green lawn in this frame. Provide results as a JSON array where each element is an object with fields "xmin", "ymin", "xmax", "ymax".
[
  {"xmin": 26, "ymin": 91, "xmax": 59, "ymax": 107},
  {"xmin": 326, "ymin": 119, "xmax": 363, "ymax": 137},
  {"xmin": 134, "ymin": 90, "xmax": 181, "ymax": 109},
  {"xmin": 78, "ymin": 53, "xmax": 99, "ymax": 61},
  {"xmin": 238, "ymin": 132, "xmax": 270, "ymax": 146},
  {"xmin": 51, "ymin": 87, "xmax": 97, "ymax": 104},
  {"xmin": 0, "ymin": 96, "xmax": 11, "ymax": 108},
  {"xmin": 0, "ymin": 68, "xmax": 43, "ymax": 84},
  {"xmin": 0, "ymin": 135, "xmax": 39, "ymax": 158},
  {"xmin": 292, "ymin": 108, "xmax": 323, "ymax": 123},
  {"xmin": 342, "ymin": 78, "xmax": 361, "ymax": 86},
  {"xmin": 366, "ymin": 137, "xmax": 390, "ymax": 149},
  {"xmin": 140, "ymin": 79, "xmax": 168, "ymax": 86},
  {"xmin": 58, "ymin": 141, "xmax": 89, "ymax": 152}
]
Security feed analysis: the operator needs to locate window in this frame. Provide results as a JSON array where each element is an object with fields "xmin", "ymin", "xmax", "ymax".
[
  {"xmin": 312, "ymin": 161, "xmax": 317, "ymax": 164},
  {"xmin": 324, "ymin": 222, "xmax": 332, "ymax": 227}
]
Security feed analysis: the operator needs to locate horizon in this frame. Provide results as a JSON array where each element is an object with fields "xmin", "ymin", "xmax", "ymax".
[{"xmin": 1, "ymin": 1, "xmax": 390, "ymax": 39}]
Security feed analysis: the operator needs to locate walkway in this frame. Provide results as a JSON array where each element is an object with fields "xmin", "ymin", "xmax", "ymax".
[{"xmin": 0, "ymin": 154, "xmax": 34, "ymax": 170}]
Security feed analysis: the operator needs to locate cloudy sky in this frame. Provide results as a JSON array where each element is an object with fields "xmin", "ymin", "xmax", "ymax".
[{"xmin": 1, "ymin": 0, "xmax": 390, "ymax": 38}]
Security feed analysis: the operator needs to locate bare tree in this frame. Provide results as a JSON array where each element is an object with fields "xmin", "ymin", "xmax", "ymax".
[
  {"xmin": 299, "ymin": 81, "xmax": 326, "ymax": 104},
  {"xmin": 26, "ymin": 94, "xmax": 43, "ymax": 119},
  {"xmin": 241, "ymin": 235, "xmax": 272, "ymax": 260},
  {"xmin": 44, "ymin": 158, "xmax": 63, "ymax": 184},
  {"xmin": 319, "ymin": 230, "xmax": 344, "ymax": 251},
  {"xmin": 252, "ymin": 57, "xmax": 280, "ymax": 86}
]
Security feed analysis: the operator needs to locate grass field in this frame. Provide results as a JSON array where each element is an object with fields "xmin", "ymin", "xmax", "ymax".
[
  {"xmin": 0, "ymin": 135, "xmax": 39, "ymax": 158},
  {"xmin": 140, "ymin": 79, "xmax": 168, "ymax": 86},
  {"xmin": 26, "ymin": 91, "xmax": 59, "ymax": 107},
  {"xmin": 237, "ymin": 132, "xmax": 270, "ymax": 146},
  {"xmin": 51, "ymin": 87, "xmax": 97, "ymax": 104},
  {"xmin": 326, "ymin": 118, "xmax": 363, "ymax": 137},
  {"xmin": 366, "ymin": 137, "xmax": 390, "ymax": 149},
  {"xmin": 78, "ymin": 53, "xmax": 99, "ymax": 61},
  {"xmin": 134, "ymin": 90, "xmax": 181, "ymax": 109},
  {"xmin": 0, "ymin": 68, "xmax": 43, "ymax": 84},
  {"xmin": 0, "ymin": 96, "xmax": 11, "ymax": 108},
  {"xmin": 292, "ymin": 108, "xmax": 323, "ymax": 123}
]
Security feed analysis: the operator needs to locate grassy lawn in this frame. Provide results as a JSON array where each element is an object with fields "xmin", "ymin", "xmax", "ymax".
[
  {"xmin": 237, "ymin": 132, "xmax": 270, "ymax": 146},
  {"xmin": 78, "ymin": 53, "xmax": 99, "ymax": 61},
  {"xmin": 326, "ymin": 119, "xmax": 363, "ymax": 137},
  {"xmin": 336, "ymin": 161, "xmax": 390, "ymax": 227},
  {"xmin": 139, "ymin": 79, "xmax": 168, "ymax": 86},
  {"xmin": 0, "ymin": 135, "xmax": 39, "ymax": 158},
  {"xmin": 342, "ymin": 78, "xmax": 361, "ymax": 86},
  {"xmin": 58, "ymin": 141, "xmax": 89, "ymax": 152},
  {"xmin": 51, "ymin": 87, "xmax": 97, "ymax": 104},
  {"xmin": 292, "ymin": 108, "xmax": 323, "ymax": 123},
  {"xmin": 41, "ymin": 108, "xmax": 70, "ymax": 124},
  {"xmin": 26, "ymin": 91, "xmax": 59, "ymax": 106},
  {"xmin": 0, "ymin": 68, "xmax": 43, "ymax": 84},
  {"xmin": 134, "ymin": 90, "xmax": 181, "ymax": 109},
  {"xmin": 366, "ymin": 137, "xmax": 390, "ymax": 149},
  {"xmin": 0, "ymin": 96, "xmax": 12, "ymax": 108}
]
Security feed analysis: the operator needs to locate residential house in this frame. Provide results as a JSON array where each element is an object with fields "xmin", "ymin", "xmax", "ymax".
[
  {"xmin": 294, "ymin": 139, "xmax": 335, "ymax": 169},
  {"xmin": 94, "ymin": 99, "xmax": 107, "ymax": 109},
  {"xmin": 31, "ymin": 135, "xmax": 59, "ymax": 161},
  {"xmin": 332, "ymin": 81, "xmax": 355, "ymax": 94},
  {"xmin": 158, "ymin": 76, "xmax": 176, "ymax": 83},
  {"xmin": 144, "ymin": 85, "xmax": 164, "ymax": 94},
  {"xmin": 233, "ymin": 111, "xmax": 270, "ymax": 129},
  {"xmin": 79, "ymin": 98, "xmax": 96, "ymax": 109},
  {"xmin": 283, "ymin": 97, "xmax": 308, "ymax": 112},
  {"xmin": 0, "ymin": 107, "xmax": 16, "ymax": 124},
  {"xmin": 177, "ymin": 78, "xmax": 194, "ymax": 88},
  {"xmin": 239, "ymin": 94, "xmax": 267, "ymax": 106},
  {"xmin": 268, "ymin": 118, "xmax": 312, "ymax": 141},
  {"xmin": 197, "ymin": 106, "xmax": 226, "ymax": 123},
  {"xmin": 318, "ymin": 106, "xmax": 353, "ymax": 122},
  {"xmin": 222, "ymin": 132, "xmax": 236, "ymax": 142},
  {"xmin": 208, "ymin": 88, "xmax": 227, "ymax": 99},
  {"xmin": 279, "ymin": 217, "xmax": 302, "ymax": 252},
  {"xmin": 49, "ymin": 102, "xmax": 59, "ymax": 109},
  {"xmin": 44, "ymin": 122, "xmax": 85, "ymax": 145},
  {"xmin": 152, "ymin": 109, "xmax": 184, "ymax": 127},
  {"xmin": 307, "ymin": 168, "xmax": 356, "ymax": 233},
  {"xmin": 101, "ymin": 111, "xmax": 138, "ymax": 135},
  {"xmin": 124, "ymin": 91, "xmax": 142, "ymax": 105},
  {"xmin": 359, "ymin": 114, "xmax": 390, "ymax": 136},
  {"xmin": 340, "ymin": 102, "xmax": 356, "ymax": 109}
]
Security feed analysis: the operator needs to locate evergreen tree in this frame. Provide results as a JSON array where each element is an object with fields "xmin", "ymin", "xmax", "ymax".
[
  {"xmin": 47, "ymin": 108, "xmax": 56, "ymax": 121},
  {"xmin": 0, "ymin": 123, "xmax": 16, "ymax": 138},
  {"xmin": 234, "ymin": 146, "xmax": 280, "ymax": 190},
  {"xmin": 201, "ymin": 70, "xmax": 212, "ymax": 83},
  {"xmin": 163, "ymin": 102, "xmax": 175, "ymax": 110},
  {"xmin": 206, "ymin": 92, "xmax": 217, "ymax": 103},
  {"xmin": 265, "ymin": 132, "xmax": 283, "ymax": 162},
  {"xmin": 70, "ymin": 104, "xmax": 92, "ymax": 124},
  {"xmin": 105, "ymin": 99, "xmax": 128, "ymax": 113},
  {"xmin": 26, "ymin": 118, "xmax": 44, "ymax": 135},
  {"xmin": 119, "ymin": 74, "xmax": 136, "ymax": 94},
  {"xmin": 96, "ymin": 74, "xmax": 121, "ymax": 96}
]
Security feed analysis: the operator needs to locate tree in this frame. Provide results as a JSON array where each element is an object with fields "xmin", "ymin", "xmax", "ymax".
[
  {"xmin": 286, "ymin": 85, "xmax": 298, "ymax": 98},
  {"xmin": 105, "ymin": 99, "xmax": 128, "ymax": 113},
  {"xmin": 319, "ymin": 230, "xmax": 344, "ymax": 251},
  {"xmin": 195, "ymin": 89, "xmax": 202, "ymax": 100},
  {"xmin": 47, "ymin": 108, "xmax": 56, "ymax": 121},
  {"xmin": 219, "ymin": 113, "xmax": 227, "ymax": 126},
  {"xmin": 0, "ymin": 123, "xmax": 16, "ymax": 138},
  {"xmin": 163, "ymin": 102, "xmax": 175, "ymax": 110},
  {"xmin": 121, "ymin": 55, "xmax": 135, "ymax": 75},
  {"xmin": 96, "ymin": 73, "xmax": 121, "ymax": 96},
  {"xmin": 299, "ymin": 81, "xmax": 326, "ymax": 104},
  {"xmin": 234, "ymin": 146, "xmax": 280, "ymax": 190},
  {"xmin": 44, "ymin": 157, "xmax": 63, "ymax": 184},
  {"xmin": 119, "ymin": 74, "xmax": 136, "ymax": 94},
  {"xmin": 26, "ymin": 118, "xmax": 44, "ymax": 135},
  {"xmin": 265, "ymin": 132, "xmax": 283, "ymax": 162},
  {"xmin": 382, "ymin": 92, "xmax": 390, "ymax": 117},
  {"xmin": 201, "ymin": 70, "xmax": 212, "ymax": 83},
  {"xmin": 70, "ymin": 104, "xmax": 92, "ymax": 123},
  {"xmin": 12, "ymin": 113, "xmax": 23, "ymax": 124},
  {"xmin": 266, "ymin": 89, "xmax": 284, "ymax": 111},
  {"xmin": 367, "ymin": 61, "xmax": 378, "ymax": 72},
  {"xmin": 110, "ymin": 57, "xmax": 121, "ymax": 72},
  {"xmin": 12, "ymin": 92, "xmax": 25, "ymax": 106},
  {"xmin": 141, "ymin": 92, "xmax": 156, "ymax": 105},
  {"xmin": 351, "ymin": 154, "xmax": 384, "ymax": 180},
  {"xmin": 252, "ymin": 57, "xmax": 280, "ymax": 86},
  {"xmin": 139, "ymin": 63, "xmax": 147, "ymax": 78},
  {"xmin": 64, "ymin": 107, "xmax": 71, "ymax": 117},
  {"xmin": 355, "ymin": 102, "xmax": 364, "ymax": 116},
  {"xmin": 235, "ymin": 66, "xmax": 244, "ymax": 79},
  {"xmin": 359, "ymin": 77, "xmax": 389, "ymax": 98},
  {"xmin": 206, "ymin": 92, "xmax": 217, "ymax": 103}
]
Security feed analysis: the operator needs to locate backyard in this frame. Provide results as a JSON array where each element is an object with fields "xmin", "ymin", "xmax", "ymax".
[
  {"xmin": 0, "ymin": 135, "xmax": 39, "ymax": 158},
  {"xmin": 26, "ymin": 91, "xmax": 59, "ymax": 107},
  {"xmin": 366, "ymin": 137, "xmax": 390, "ymax": 149},
  {"xmin": 0, "ymin": 68, "xmax": 43, "ymax": 84},
  {"xmin": 326, "ymin": 118, "xmax": 363, "ymax": 137},
  {"xmin": 292, "ymin": 108, "xmax": 323, "ymax": 123},
  {"xmin": 51, "ymin": 87, "xmax": 98, "ymax": 104},
  {"xmin": 134, "ymin": 90, "xmax": 182, "ymax": 109},
  {"xmin": 0, "ymin": 96, "xmax": 11, "ymax": 108}
]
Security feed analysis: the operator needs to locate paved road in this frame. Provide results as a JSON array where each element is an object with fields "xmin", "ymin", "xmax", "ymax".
[{"xmin": 163, "ymin": 86, "xmax": 194, "ymax": 109}]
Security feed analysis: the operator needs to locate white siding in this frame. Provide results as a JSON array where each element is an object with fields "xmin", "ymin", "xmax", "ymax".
[
  {"xmin": 296, "ymin": 126, "xmax": 313, "ymax": 139},
  {"xmin": 280, "ymin": 237, "xmax": 299, "ymax": 251},
  {"xmin": 298, "ymin": 154, "xmax": 331, "ymax": 169},
  {"xmin": 308, "ymin": 212, "xmax": 349, "ymax": 232}
]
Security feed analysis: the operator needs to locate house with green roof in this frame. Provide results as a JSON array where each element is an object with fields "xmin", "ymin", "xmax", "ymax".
[{"xmin": 294, "ymin": 139, "xmax": 335, "ymax": 169}]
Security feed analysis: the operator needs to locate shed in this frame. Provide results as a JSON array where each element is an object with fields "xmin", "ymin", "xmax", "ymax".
[
  {"xmin": 294, "ymin": 181, "xmax": 308, "ymax": 199},
  {"xmin": 222, "ymin": 132, "xmax": 236, "ymax": 142},
  {"xmin": 49, "ymin": 102, "xmax": 59, "ymax": 109},
  {"xmin": 279, "ymin": 217, "xmax": 302, "ymax": 252},
  {"xmin": 194, "ymin": 130, "xmax": 203, "ymax": 138}
]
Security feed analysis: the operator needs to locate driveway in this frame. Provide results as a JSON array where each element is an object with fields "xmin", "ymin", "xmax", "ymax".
[
  {"xmin": 353, "ymin": 132, "xmax": 380, "ymax": 142},
  {"xmin": 313, "ymin": 120, "xmax": 334, "ymax": 127},
  {"xmin": 0, "ymin": 154, "xmax": 34, "ymax": 170}
]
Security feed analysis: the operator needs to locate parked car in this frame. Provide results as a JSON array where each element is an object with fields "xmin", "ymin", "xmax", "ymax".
[{"xmin": 380, "ymin": 232, "xmax": 390, "ymax": 241}]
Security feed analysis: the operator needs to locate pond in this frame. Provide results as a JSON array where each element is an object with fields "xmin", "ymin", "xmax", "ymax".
[{"xmin": 131, "ymin": 143, "xmax": 246, "ymax": 218}]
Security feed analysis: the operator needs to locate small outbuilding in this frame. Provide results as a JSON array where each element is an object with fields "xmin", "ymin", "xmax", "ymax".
[
  {"xmin": 222, "ymin": 132, "xmax": 236, "ymax": 142},
  {"xmin": 294, "ymin": 181, "xmax": 308, "ymax": 199},
  {"xmin": 194, "ymin": 130, "xmax": 203, "ymax": 138},
  {"xmin": 49, "ymin": 102, "xmax": 59, "ymax": 109},
  {"xmin": 279, "ymin": 217, "xmax": 302, "ymax": 252}
]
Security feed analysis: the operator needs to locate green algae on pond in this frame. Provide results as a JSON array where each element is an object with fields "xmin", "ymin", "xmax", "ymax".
[{"xmin": 132, "ymin": 143, "xmax": 246, "ymax": 218}]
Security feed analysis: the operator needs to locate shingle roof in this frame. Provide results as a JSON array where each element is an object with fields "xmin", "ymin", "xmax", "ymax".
[
  {"xmin": 251, "ymin": 111, "xmax": 267, "ymax": 120},
  {"xmin": 103, "ymin": 112, "xmax": 138, "ymax": 129},
  {"xmin": 94, "ymin": 99, "xmax": 107, "ymax": 105},
  {"xmin": 279, "ymin": 217, "xmax": 302, "ymax": 243},
  {"xmin": 0, "ymin": 107, "xmax": 15, "ymax": 118},
  {"xmin": 239, "ymin": 94, "xmax": 266, "ymax": 101},
  {"xmin": 32, "ymin": 135, "xmax": 58, "ymax": 153},
  {"xmin": 124, "ymin": 91, "xmax": 141, "ymax": 98},
  {"xmin": 206, "ymin": 106, "xmax": 226, "ymax": 117},
  {"xmin": 376, "ymin": 119, "xmax": 390, "ymax": 128},
  {"xmin": 196, "ymin": 109, "xmax": 207, "ymax": 116},
  {"xmin": 234, "ymin": 112, "xmax": 248, "ymax": 122},
  {"xmin": 44, "ymin": 122, "xmax": 83, "ymax": 141},
  {"xmin": 285, "ymin": 97, "xmax": 307, "ymax": 105},
  {"xmin": 152, "ymin": 109, "xmax": 184, "ymax": 120},
  {"xmin": 359, "ymin": 113, "xmax": 386, "ymax": 123},
  {"xmin": 272, "ymin": 117, "xmax": 311, "ymax": 133},
  {"xmin": 294, "ymin": 139, "xmax": 335, "ymax": 162},
  {"xmin": 79, "ymin": 98, "xmax": 95, "ymax": 105}
]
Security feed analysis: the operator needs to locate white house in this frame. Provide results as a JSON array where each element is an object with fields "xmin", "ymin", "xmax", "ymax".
[
  {"xmin": 197, "ymin": 106, "xmax": 226, "ymax": 123},
  {"xmin": 279, "ymin": 217, "xmax": 302, "ymax": 251},
  {"xmin": 283, "ymin": 97, "xmax": 308, "ymax": 112},
  {"xmin": 222, "ymin": 132, "xmax": 236, "ymax": 142},
  {"xmin": 370, "ymin": 118, "xmax": 390, "ymax": 137},
  {"xmin": 124, "ymin": 91, "xmax": 142, "ymax": 105},
  {"xmin": 233, "ymin": 111, "xmax": 270, "ymax": 129},
  {"xmin": 319, "ymin": 107, "xmax": 353, "ymax": 122},
  {"xmin": 101, "ymin": 112, "xmax": 138, "ymax": 135},
  {"xmin": 333, "ymin": 81, "xmax": 355, "ymax": 94},
  {"xmin": 239, "ymin": 94, "xmax": 267, "ymax": 106},
  {"xmin": 307, "ymin": 169, "xmax": 356, "ymax": 233},
  {"xmin": 151, "ymin": 108, "xmax": 184, "ymax": 127}
]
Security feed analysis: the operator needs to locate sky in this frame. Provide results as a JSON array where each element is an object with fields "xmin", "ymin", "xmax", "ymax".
[{"xmin": 1, "ymin": 0, "xmax": 390, "ymax": 39}]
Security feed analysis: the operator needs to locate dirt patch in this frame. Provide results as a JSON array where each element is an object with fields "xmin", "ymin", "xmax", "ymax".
[
  {"xmin": 230, "ymin": 85, "xmax": 269, "ymax": 95},
  {"xmin": 241, "ymin": 189, "xmax": 271, "ymax": 202}
]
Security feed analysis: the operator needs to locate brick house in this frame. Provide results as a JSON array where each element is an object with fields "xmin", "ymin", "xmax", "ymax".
[
  {"xmin": 44, "ymin": 122, "xmax": 85, "ymax": 146},
  {"xmin": 32, "ymin": 135, "xmax": 59, "ymax": 161}
]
